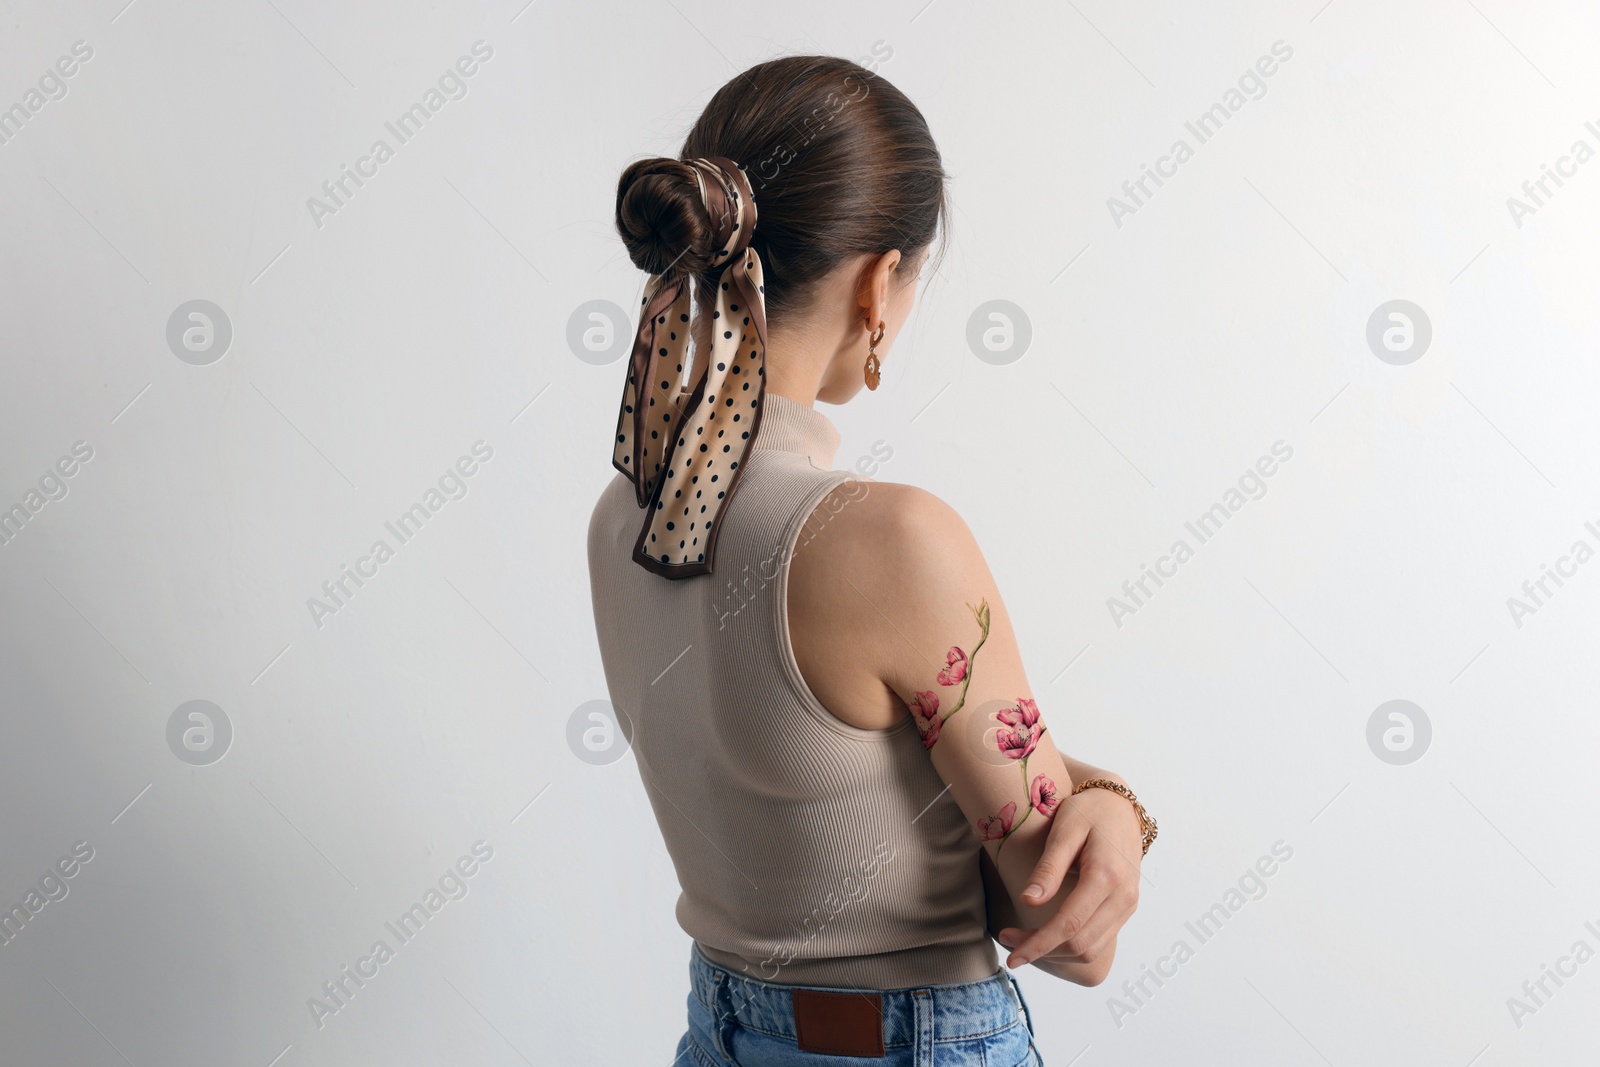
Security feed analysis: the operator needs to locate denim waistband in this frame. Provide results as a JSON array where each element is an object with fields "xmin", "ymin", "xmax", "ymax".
[{"xmin": 688, "ymin": 941, "xmax": 1029, "ymax": 1047}]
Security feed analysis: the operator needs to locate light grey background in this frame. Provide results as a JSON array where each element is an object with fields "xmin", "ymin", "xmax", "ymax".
[{"xmin": 2, "ymin": 1, "xmax": 1597, "ymax": 1064}]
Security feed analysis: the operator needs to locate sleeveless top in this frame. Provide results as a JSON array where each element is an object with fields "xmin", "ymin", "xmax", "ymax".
[{"xmin": 586, "ymin": 392, "xmax": 999, "ymax": 989}]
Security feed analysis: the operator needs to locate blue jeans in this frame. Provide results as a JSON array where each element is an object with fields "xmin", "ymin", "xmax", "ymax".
[{"xmin": 674, "ymin": 942, "xmax": 1043, "ymax": 1066}]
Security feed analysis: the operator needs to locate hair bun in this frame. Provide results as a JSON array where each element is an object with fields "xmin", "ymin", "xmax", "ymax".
[{"xmin": 615, "ymin": 158, "xmax": 717, "ymax": 277}]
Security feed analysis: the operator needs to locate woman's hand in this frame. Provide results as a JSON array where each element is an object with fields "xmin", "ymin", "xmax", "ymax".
[{"xmin": 994, "ymin": 768, "xmax": 1145, "ymax": 978}]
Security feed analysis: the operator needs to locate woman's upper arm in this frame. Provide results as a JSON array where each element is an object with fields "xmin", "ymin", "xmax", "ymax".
[{"xmin": 802, "ymin": 480, "xmax": 1076, "ymax": 914}]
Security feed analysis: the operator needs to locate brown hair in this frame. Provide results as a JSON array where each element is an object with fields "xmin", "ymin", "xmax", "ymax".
[{"xmin": 614, "ymin": 54, "xmax": 948, "ymax": 327}]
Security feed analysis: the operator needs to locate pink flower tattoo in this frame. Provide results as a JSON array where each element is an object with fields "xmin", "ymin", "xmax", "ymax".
[
  {"xmin": 995, "ymin": 698, "xmax": 1044, "ymax": 762},
  {"xmin": 997, "ymin": 698, "xmax": 1040, "ymax": 730},
  {"xmin": 910, "ymin": 691, "xmax": 941, "ymax": 749},
  {"xmin": 903, "ymin": 598, "xmax": 990, "ymax": 751},
  {"xmin": 977, "ymin": 801, "xmax": 1017, "ymax": 841},
  {"xmin": 936, "ymin": 646, "xmax": 968, "ymax": 686},
  {"xmin": 1030, "ymin": 774, "xmax": 1060, "ymax": 817},
  {"xmin": 986, "ymin": 698, "xmax": 1055, "ymax": 856}
]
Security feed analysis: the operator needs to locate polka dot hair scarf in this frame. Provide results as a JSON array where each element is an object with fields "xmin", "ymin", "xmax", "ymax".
[{"xmin": 611, "ymin": 156, "xmax": 768, "ymax": 579}]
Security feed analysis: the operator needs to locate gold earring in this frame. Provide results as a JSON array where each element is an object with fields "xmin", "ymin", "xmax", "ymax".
[{"xmin": 864, "ymin": 320, "xmax": 885, "ymax": 390}]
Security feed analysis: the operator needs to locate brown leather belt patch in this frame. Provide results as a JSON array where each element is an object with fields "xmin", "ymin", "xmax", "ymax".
[{"xmin": 791, "ymin": 989, "xmax": 885, "ymax": 1057}]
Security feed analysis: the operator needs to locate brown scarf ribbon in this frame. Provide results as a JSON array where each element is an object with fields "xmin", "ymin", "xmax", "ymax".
[{"xmin": 611, "ymin": 156, "xmax": 768, "ymax": 579}]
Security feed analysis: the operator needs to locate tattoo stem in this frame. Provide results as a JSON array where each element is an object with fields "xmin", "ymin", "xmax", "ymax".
[
  {"xmin": 939, "ymin": 598, "xmax": 990, "ymax": 725},
  {"xmin": 996, "ymin": 754, "xmax": 1033, "ymax": 858}
]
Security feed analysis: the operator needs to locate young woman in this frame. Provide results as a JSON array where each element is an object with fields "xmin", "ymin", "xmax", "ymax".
[{"xmin": 587, "ymin": 54, "xmax": 1156, "ymax": 1066}]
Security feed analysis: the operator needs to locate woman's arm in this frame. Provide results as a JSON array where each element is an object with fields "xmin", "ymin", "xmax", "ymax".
[{"xmin": 788, "ymin": 479, "xmax": 1144, "ymax": 985}]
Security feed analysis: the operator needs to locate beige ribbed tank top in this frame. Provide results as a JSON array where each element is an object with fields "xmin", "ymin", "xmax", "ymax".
[{"xmin": 586, "ymin": 392, "xmax": 998, "ymax": 989}]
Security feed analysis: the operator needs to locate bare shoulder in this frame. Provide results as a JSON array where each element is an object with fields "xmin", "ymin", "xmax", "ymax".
[
  {"xmin": 806, "ymin": 477, "xmax": 985, "ymax": 580},
  {"xmin": 788, "ymin": 477, "xmax": 1001, "ymax": 729}
]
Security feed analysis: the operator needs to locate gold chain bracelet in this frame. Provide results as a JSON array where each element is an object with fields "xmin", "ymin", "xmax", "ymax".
[{"xmin": 1072, "ymin": 777, "xmax": 1158, "ymax": 857}]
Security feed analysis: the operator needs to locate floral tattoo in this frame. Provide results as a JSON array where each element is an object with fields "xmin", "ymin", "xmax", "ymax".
[
  {"xmin": 908, "ymin": 598, "xmax": 989, "ymax": 750},
  {"xmin": 988, "ymin": 698, "xmax": 1055, "ymax": 854},
  {"xmin": 906, "ymin": 597, "xmax": 1058, "ymax": 855}
]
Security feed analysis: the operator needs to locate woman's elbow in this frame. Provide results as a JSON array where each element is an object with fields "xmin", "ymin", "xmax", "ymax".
[
  {"xmin": 1030, "ymin": 936, "xmax": 1117, "ymax": 986},
  {"xmin": 1075, "ymin": 949, "xmax": 1116, "ymax": 987}
]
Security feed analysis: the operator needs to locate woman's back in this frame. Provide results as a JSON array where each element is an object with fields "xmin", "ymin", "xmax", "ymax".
[{"xmin": 586, "ymin": 391, "xmax": 998, "ymax": 987}]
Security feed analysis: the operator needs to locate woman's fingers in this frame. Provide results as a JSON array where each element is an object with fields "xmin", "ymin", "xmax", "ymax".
[
  {"xmin": 1007, "ymin": 836, "xmax": 1143, "ymax": 969},
  {"xmin": 1004, "ymin": 861, "xmax": 1114, "ymax": 967},
  {"xmin": 1051, "ymin": 891, "xmax": 1130, "ymax": 964},
  {"xmin": 999, "ymin": 889, "xmax": 1129, "ymax": 969},
  {"xmin": 1020, "ymin": 802, "xmax": 1091, "ymax": 904}
]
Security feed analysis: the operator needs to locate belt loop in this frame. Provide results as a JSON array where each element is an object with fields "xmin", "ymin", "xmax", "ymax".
[
  {"xmin": 913, "ymin": 989, "xmax": 934, "ymax": 1067},
  {"xmin": 710, "ymin": 970, "xmax": 737, "ymax": 1060},
  {"xmin": 1006, "ymin": 971, "xmax": 1036, "ymax": 1037}
]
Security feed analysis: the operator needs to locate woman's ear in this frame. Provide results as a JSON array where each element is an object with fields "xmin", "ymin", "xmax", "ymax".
[{"xmin": 855, "ymin": 249, "xmax": 903, "ymax": 327}]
